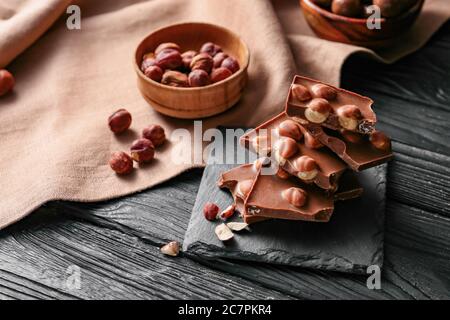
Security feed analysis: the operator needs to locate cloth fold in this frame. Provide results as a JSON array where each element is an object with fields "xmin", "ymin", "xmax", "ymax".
[{"xmin": 0, "ymin": 0, "xmax": 449, "ymax": 229}]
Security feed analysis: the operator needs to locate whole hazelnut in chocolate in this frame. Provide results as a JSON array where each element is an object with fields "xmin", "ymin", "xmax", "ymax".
[
  {"xmin": 0, "ymin": 70, "xmax": 15, "ymax": 97},
  {"xmin": 337, "ymin": 104, "xmax": 362, "ymax": 131},
  {"xmin": 181, "ymin": 50, "xmax": 197, "ymax": 70},
  {"xmin": 276, "ymin": 168, "xmax": 290, "ymax": 180},
  {"xmin": 200, "ymin": 42, "xmax": 223, "ymax": 57},
  {"xmin": 303, "ymin": 131, "xmax": 324, "ymax": 149},
  {"xmin": 156, "ymin": 49, "xmax": 183, "ymax": 70},
  {"xmin": 373, "ymin": 0, "xmax": 417, "ymax": 18},
  {"xmin": 282, "ymin": 187, "xmax": 307, "ymax": 208},
  {"xmin": 143, "ymin": 124, "xmax": 166, "ymax": 147},
  {"xmin": 155, "ymin": 42, "xmax": 180, "ymax": 56},
  {"xmin": 369, "ymin": 131, "xmax": 391, "ymax": 151},
  {"xmin": 311, "ymin": 84, "xmax": 337, "ymax": 100},
  {"xmin": 109, "ymin": 152, "xmax": 133, "ymax": 175},
  {"xmin": 162, "ymin": 71, "xmax": 189, "ymax": 87},
  {"xmin": 304, "ymin": 98, "xmax": 332, "ymax": 124},
  {"xmin": 251, "ymin": 135, "xmax": 271, "ymax": 155},
  {"xmin": 278, "ymin": 120, "xmax": 303, "ymax": 141},
  {"xmin": 211, "ymin": 68, "xmax": 233, "ymax": 84},
  {"xmin": 188, "ymin": 69, "xmax": 211, "ymax": 87},
  {"xmin": 341, "ymin": 130, "xmax": 363, "ymax": 144},
  {"xmin": 213, "ymin": 52, "xmax": 229, "ymax": 68},
  {"xmin": 274, "ymin": 137, "xmax": 299, "ymax": 165},
  {"xmin": 108, "ymin": 109, "xmax": 132, "ymax": 134},
  {"xmin": 221, "ymin": 57, "xmax": 240, "ymax": 74},
  {"xmin": 236, "ymin": 180, "xmax": 254, "ymax": 199},
  {"xmin": 292, "ymin": 156, "xmax": 319, "ymax": 181},
  {"xmin": 144, "ymin": 66, "xmax": 163, "ymax": 83},
  {"xmin": 130, "ymin": 138, "xmax": 155, "ymax": 164},
  {"xmin": 331, "ymin": 0, "xmax": 362, "ymax": 17},
  {"xmin": 190, "ymin": 53, "xmax": 214, "ymax": 73},
  {"xmin": 291, "ymin": 84, "xmax": 312, "ymax": 103}
]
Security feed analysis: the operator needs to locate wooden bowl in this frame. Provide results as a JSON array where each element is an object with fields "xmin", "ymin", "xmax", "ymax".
[
  {"xmin": 300, "ymin": 0, "xmax": 424, "ymax": 48},
  {"xmin": 134, "ymin": 22, "xmax": 250, "ymax": 119}
]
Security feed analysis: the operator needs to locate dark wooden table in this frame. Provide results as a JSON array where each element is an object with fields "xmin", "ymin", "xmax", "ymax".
[{"xmin": 1, "ymin": 23, "xmax": 449, "ymax": 300}]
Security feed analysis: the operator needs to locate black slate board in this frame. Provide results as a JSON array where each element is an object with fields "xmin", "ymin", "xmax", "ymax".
[{"xmin": 183, "ymin": 137, "xmax": 387, "ymax": 275}]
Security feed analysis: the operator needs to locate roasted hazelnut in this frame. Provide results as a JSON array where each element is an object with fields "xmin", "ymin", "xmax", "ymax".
[
  {"xmin": 282, "ymin": 187, "xmax": 307, "ymax": 208},
  {"xmin": 331, "ymin": 0, "xmax": 363, "ymax": 17},
  {"xmin": 369, "ymin": 131, "xmax": 391, "ymax": 151},
  {"xmin": 109, "ymin": 152, "xmax": 133, "ymax": 175},
  {"xmin": 0, "ymin": 69, "xmax": 15, "ymax": 96},
  {"xmin": 144, "ymin": 65, "xmax": 163, "ymax": 82},
  {"xmin": 130, "ymin": 138, "xmax": 155, "ymax": 163},
  {"xmin": 108, "ymin": 109, "xmax": 132, "ymax": 134},
  {"xmin": 200, "ymin": 42, "xmax": 223, "ymax": 57},
  {"xmin": 305, "ymin": 98, "xmax": 332, "ymax": 124},
  {"xmin": 311, "ymin": 0, "xmax": 332, "ymax": 7},
  {"xmin": 211, "ymin": 68, "xmax": 233, "ymax": 84},
  {"xmin": 155, "ymin": 42, "xmax": 180, "ymax": 56},
  {"xmin": 190, "ymin": 53, "xmax": 214, "ymax": 73},
  {"xmin": 337, "ymin": 105, "xmax": 362, "ymax": 130},
  {"xmin": 219, "ymin": 204, "xmax": 236, "ymax": 221},
  {"xmin": 181, "ymin": 50, "xmax": 197, "ymax": 69},
  {"xmin": 161, "ymin": 70, "xmax": 189, "ymax": 87},
  {"xmin": 156, "ymin": 49, "xmax": 183, "ymax": 70},
  {"xmin": 213, "ymin": 52, "xmax": 229, "ymax": 68},
  {"xmin": 304, "ymin": 131, "xmax": 324, "ymax": 149},
  {"xmin": 291, "ymin": 84, "xmax": 312, "ymax": 102},
  {"xmin": 278, "ymin": 120, "xmax": 303, "ymax": 141},
  {"xmin": 203, "ymin": 202, "xmax": 220, "ymax": 221},
  {"xmin": 141, "ymin": 57, "xmax": 156, "ymax": 72},
  {"xmin": 373, "ymin": 0, "xmax": 417, "ymax": 18},
  {"xmin": 221, "ymin": 57, "xmax": 240, "ymax": 74},
  {"xmin": 188, "ymin": 69, "xmax": 211, "ymax": 87},
  {"xmin": 236, "ymin": 179, "xmax": 254, "ymax": 199},
  {"xmin": 276, "ymin": 168, "xmax": 290, "ymax": 180},
  {"xmin": 251, "ymin": 135, "xmax": 271, "ymax": 155},
  {"xmin": 341, "ymin": 130, "xmax": 363, "ymax": 143},
  {"xmin": 143, "ymin": 124, "xmax": 166, "ymax": 147},
  {"xmin": 292, "ymin": 156, "xmax": 319, "ymax": 181},
  {"xmin": 311, "ymin": 84, "xmax": 337, "ymax": 100},
  {"xmin": 274, "ymin": 137, "xmax": 299, "ymax": 165}
]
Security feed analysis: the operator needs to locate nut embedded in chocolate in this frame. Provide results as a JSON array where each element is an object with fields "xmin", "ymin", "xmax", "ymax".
[
  {"xmin": 236, "ymin": 179, "xmax": 254, "ymax": 199},
  {"xmin": 278, "ymin": 120, "xmax": 303, "ymax": 141},
  {"xmin": 370, "ymin": 131, "xmax": 391, "ymax": 151},
  {"xmin": 341, "ymin": 130, "xmax": 363, "ymax": 144},
  {"xmin": 142, "ymin": 124, "xmax": 166, "ymax": 147},
  {"xmin": 305, "ymin": 98, "xmax": 332, "ymax": 124},
  {"xmin": 190, "ymin": 53, "xmax": 214, "ymax": 73},
  {"xmin": 108, "ymin": 109, "xmax": 132, "ymax": 134},
  {"xmin": 155, "ymin": 42, "xmax": 180, "ymax": 56},
  {"xmin": 303, "ymin": 130, "xmax": 324, "ymax": 149},
  {"xmin": 109, "ymin": 152, "xmax": 133, "ymax": 175},
  {"xmin": 291, "ymin": 84, "xmax": 312, "ymax": 103},
  {"xmin": 251, "ymin": 135, "xmax": 271, "ymax": 155},
  {"xmin": 274, "ymin": 137, "xmax": 299, "ymax": 165},
  {"xmin": 161, "ymin": 70, "xmax": 189, "ymax": 87},
  {"xmin": 311, "ymin": 84, "xmax": 337, "ymax": 100},
  {"xmin": 276, "ymin": 168, "xmax": 290, "ymax": 180},
  {"xmin": 130, "ymin": 138, "xmax": 155, "ymax": 163},
  {"xmin": 292, "ymin": 156, "xmax": 319, "ymax": 181},
  {"xmin": 188, "ymin": 69, "xmax": 211, "ymax": 87},
  {"xmin": 211, "ymin": 67, "xmax": 233, "ymax": 83},
  {"xmin": 337, "ymin": 104, "xmax": 362, "ymax": 130},
  {"xmin": 200, "ymin": 42, "xmax": 223, "ymax": 57},
  {"xmin": 281, "ymin": 187, "xmax": 307, "ymax": 208}
]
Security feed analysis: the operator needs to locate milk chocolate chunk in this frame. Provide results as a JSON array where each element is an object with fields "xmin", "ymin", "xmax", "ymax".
[
  {"xmin": 286, "ymin": 75, "xmax": 376, "ymax": 134},
  {"xmin": 307, "ymin": 126, "xmax": 393, "ymax": 171},
  {"xmin": 240, "ymin": 112, "xmax": 347, "ymax": 191}
]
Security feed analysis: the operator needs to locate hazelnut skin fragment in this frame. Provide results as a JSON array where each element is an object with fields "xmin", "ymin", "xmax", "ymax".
[
  {"xmin": 142, "ymin": 124, "xmax": 166, "ymax": 147},
  {"xmin": 219, "ymin": 204, "xmax": 236, "ymax": 220},
  {"xmin": 188, "ymin": 69, "xmax": 211, "ymax": 87},
  {"xmin": 130, "ymin": 138, "xmax": 155, "ymax": 164},
  {"xmin": 278, "ymin": 120, "xmax": 303, "ymax": 141},
  {"xmin": 221, "ymin": 57, "xmax": 240, "ymax": 74},
  {"xmin": 211, "ymin": 68, "xmax": 233, "ymax": 84},
  {"xmin": 0, "ymin": 70, "xmax": 15, "ymax": 96},
  {"xmin": 203, "ymin": 202, "xmax": 220, "ymax": 221},
  {"xmin": 370, "ymin": 131, "xmax": 391, "ymax": 151},
  {"xmin": 291, "ymin": 84, "xmax": 312, "ymax": 103},
  {"xmin": 282, "ymin": 187, "xmax": 308, "ymax": 208},
  {"xmin": 108, "ymin": 109, "xmax": 132, "ymax": 134},
  {"xmin": 109, "ymin": 152, "xmax": 133, "ymax": 175}
]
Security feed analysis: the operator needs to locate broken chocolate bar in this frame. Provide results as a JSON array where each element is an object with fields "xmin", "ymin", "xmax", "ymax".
[
  {"xmin": 285, "ymin": 75, "xmax": 376, "ymax": 134},
  {"xmin": 240, "ymin": 112, "xmax": 347, "ymax": 191}
]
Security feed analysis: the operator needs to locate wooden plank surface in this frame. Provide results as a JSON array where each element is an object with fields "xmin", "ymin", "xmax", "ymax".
[{"xmin": 1, "ymin": 22, "xmax": 449, "ymax": 300}]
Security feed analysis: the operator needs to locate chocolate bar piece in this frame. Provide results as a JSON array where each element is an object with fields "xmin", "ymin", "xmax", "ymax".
[
  {"xmin": 240, "ymin": 112, "xmax": 347, "ymax": 192},
  {"xmin": 307, "ymin": 126, "xmax": 393, "ymax": 171},
  {"xmin": 218, "ymin": 164, "xmax": 363, "ymax": 224},
  {"xmin": 285, "ymin": 75, "xmax": 376, "ymax": 134}
]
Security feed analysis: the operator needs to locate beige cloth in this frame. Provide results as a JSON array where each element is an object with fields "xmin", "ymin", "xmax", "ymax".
[{"xmin": 0, "ymin": 0, "xmax": 449, "ymax": 229}]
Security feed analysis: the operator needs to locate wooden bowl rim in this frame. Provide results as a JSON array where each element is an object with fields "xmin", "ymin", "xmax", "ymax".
[
  {"xmin": 134, "ymin": 22, "xmax": 250, "ymax": 92},
  {"xmin": 301, "ymin": 0, "xmax": 424, "ymax": 25}
]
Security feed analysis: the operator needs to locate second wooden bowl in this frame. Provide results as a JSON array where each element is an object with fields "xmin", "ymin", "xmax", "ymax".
[
  {"xmin": 300, "ymin": 0, "xmax": 424, "ymax": 49},
  {"xmin": 134, "ymin": 23, "xmax": 250, "ymax": 119}
]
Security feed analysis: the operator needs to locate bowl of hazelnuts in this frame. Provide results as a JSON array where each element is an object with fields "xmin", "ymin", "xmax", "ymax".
[
  {"xmin": 301, "ymin": 0, "xmax": 424, "ymax": 48},
  {"xmin": 134, "ymin": 22, "xmax": 250, "ymax": 119}
]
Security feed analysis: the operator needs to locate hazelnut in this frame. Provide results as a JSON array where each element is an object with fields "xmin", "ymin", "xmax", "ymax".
[
  {"xmin": 200, "ymin": 42, "xmax": 223, "ymax": 57},
  {"xmin": 188, "ymin": 69, "xmax": 211, "ymax": 87},
  {"xmin": 311, "ymin": 84, "xmax": 337, "ymax": 100},
  {"xmin": 276, "ymin": 168, "xmax": 290, "ymax": 180},
  {"xmin": 109, "ymin": 152, "xmax": 133, "ymax": 175},
  {"xmin": 236, "ymin": 179, "xmax": 254, "ymax": 199},
  {"xmin": 253, "ymin": 157, "xmax": 272, "ymax": 170},
  {"xmin": 181, "ymin": 50, "xmax": 197, "ymax": 69},
  {"xmin": 142, "ymin": 124, "xmax": 166, "ymax": 147},
  {"xmin": 190, "ymin": 53, "xmax": 214, "ymax": 73},
  {"xmin": 162, "ymin": 70, "xmax": 189, "ymax": 87},
  {"xmin": 219, "ymin": 204, "xmax": 236, "ymax": 220},
  {"xmin": 108, "ymin": 109, "xmax": 132, "ymax": 134},
  {"xmin": 304, "ymin": 131, "xmax": 324, "ymax": 149},
  {"xmin": 155, "ymin": 42, "xmax": 180, "ymax": 56},
  {"xmin": 292, "ymin": 156, "xmax": 319, "ymax": 181},
  {"xmin": 156, "ymin": 49, "xmax": 183, "ymax": 70},
  {"xmin": 291, "ymin": 84, "xmax": 312, "ymax": 102},
  {"xmin": 331, "ymin": 0, "xmax": 363, "ymax": 17},
  {"xmin": 304, "ymin": 98, "xmax": 332, "ymax": 124},
  {"xmin": 144, "ymin": 65, "xmax": 163, "ymax": 82},
  {"xmin": 213, "ymin": 52, "xmax": 229, "ymax": 68},
  {"xmin": 160, "ymin": 241, "xmax": 180, "ymax": 257},
  {"xmin": 203, "ymin": 202, "xmax": 220, "ymax": 221},
  {"xmin": 311, "ymin": 0, "xmax": 332, "ymax": 7},
  {"xmin": 215, "ymin": 223, "xmax": 234, "ymax": 242},
  {"xmin": 369, "ymin": 131, "xmax": 391, "ymax": 151},
  {"xmin": 130, "ymin": 138, "xmax": 155, "ymax": 163},
  {"xmin": 282, "ymin": 188, "xmax": 307, "ymax": 208},
  {"xmin": 221, "ymin": 57, "xmax": 240, "ymax": 74},
  {"xmin": 211, "ymin": 68, "xmax": 233, "ymax": 83},
  {"xmin": 337, "ymin": 105, "xmax": 362, "ymax": 130},
  {"xmin": 341, "ymin": 130, "xmax": 363, "ymax": 144},
  {"xmin": 226, "ymin": 222, "xmax": 249, "ymax": 232},
  {"xmin": 0, "ymin": 70, "xmax": 15, "ymax": 96},
  {"xmin": 373, "ymin": 0, "xmax": 417, "ymax": 18},
  {"xmin": 274, "ymin": 137, "xmax": 299, "ymax": 165},
  {"xmin": 278, "ymin": 120, "xmax": 303, "ymax": 141},
  {"xmin": 141, "ymin": 57, "xmax": 156, "ymax": 72},
  {"xmin": 251, "ymin": 135, "xmax": 271, "ymax": 155}
]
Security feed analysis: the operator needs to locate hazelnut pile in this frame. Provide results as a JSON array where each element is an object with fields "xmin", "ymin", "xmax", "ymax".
[
  {"xmin": 0, "ymin": 69, "xmax": 15, "ymax": 97},
  {"xmin": 107, "ymin": 108, "xmax": 166, "ymax": 175},
  {"xmin": 140, "ymin": 42, "xmax": 240, "ymax": 87},
  {"xmin": 312, "ymin": 0, "xmax": 419, "ymax": 18}
]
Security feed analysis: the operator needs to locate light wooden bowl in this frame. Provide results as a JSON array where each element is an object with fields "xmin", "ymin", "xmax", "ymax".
[
  {"xmin": 134, "ymin": 22, "xmax": 250, "ymax": 119},
  {"xmin": 300, "ymin": 0, "xmax": 424, "ymax": 49}
]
